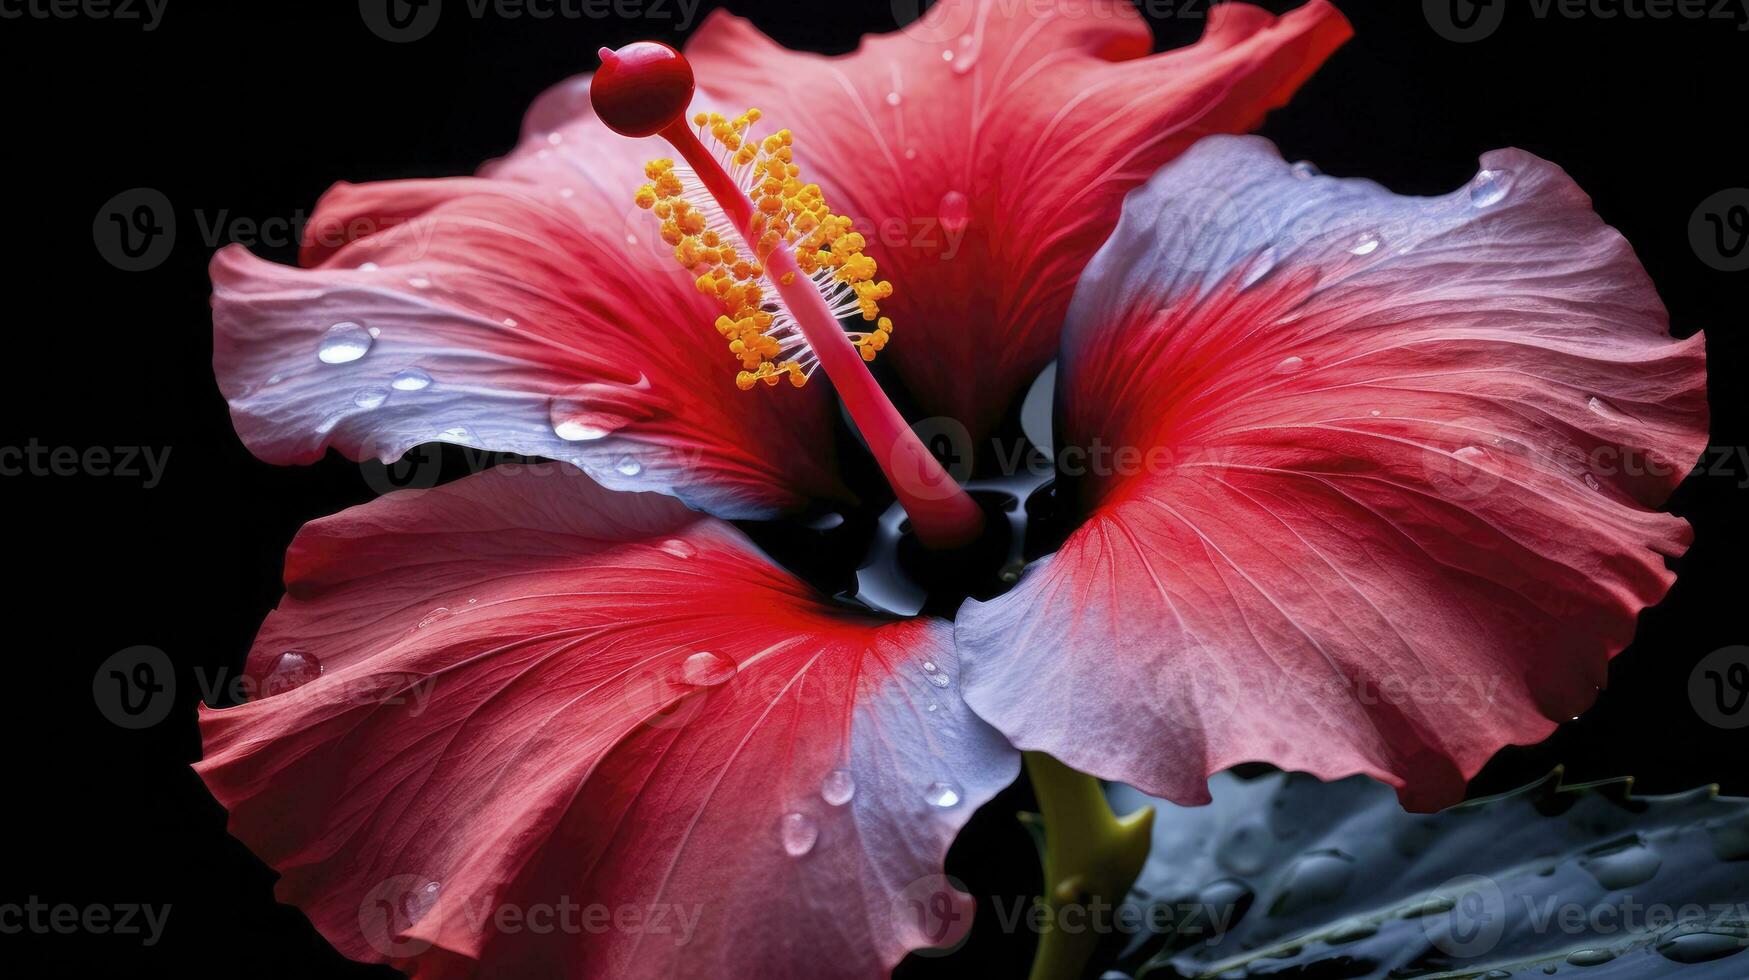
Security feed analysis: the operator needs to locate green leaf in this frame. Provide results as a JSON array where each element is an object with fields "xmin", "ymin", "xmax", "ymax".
[{"xmin": 1105, "ymin": 769, "xmax": 1749, "ymax": 979}]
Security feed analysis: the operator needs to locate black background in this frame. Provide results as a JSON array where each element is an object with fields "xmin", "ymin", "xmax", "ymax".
[{"xmin": 5, "ymin": 0, "xmax": 1747, "ymax": 976}]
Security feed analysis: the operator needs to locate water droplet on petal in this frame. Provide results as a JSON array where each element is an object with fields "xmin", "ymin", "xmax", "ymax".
[
  {"xmin": 658, "ymin": 538, "xmax": 696, "ymax": 559},
  {"xmin": 1586, "ymin": 396, "xmax": 1633, "ymax": 423},
  {"xmin": 392, "ymin": 368, "xmax": 432, "ymax": 391},
  {"xmin": 924, "ymin": 781, "xmax": 962, "ymax": 808},
  {"xmin": 1579, "ymin": 837, "xmax": 1661, "ymax": 889},
  {"xmin": 1582, "ymin": 472, "xmax": 1603, "ymax": 492},
  {"xmin": 680, "ymin": 650, "xmax": 736, "ymax": 687},
  {"xmin": 358, "ymin": 261, "xmax": 380, "ymax": 271},
  {"xmin": 502, "ymin": 317, "xmax": 519, "ymax": 328},
  {"xmin": 922, "ymin": 662, "xmax": 952, "ymax": 688},
  {"xmin": 948, "ymin": 33, "xmax": 981, "ymax": 75},
  {"xmin": 318, "ymin": 322, "xmax": 373, "ymax": 364},
  {"xmin": 550, "ymin": 395, "xmax": 630, "ymax": 442},
  {"xmin": 354, "ymin": 387, "xmax": 389, "ymax": 409},
  {"xmin": 1347, "ymin": 231, "xmax": 1382, "ymax": 256},
  {"xmin": 408, "ymin": 275, "xmax": 432, "ymax": 289},
  {"xmin": 780, "ymin": 812, "xmax": 818, "ymax": 856},
  {"xmin": 937, "ymin": 190, "xmax": 970, "ymax": 235},
  {"xmin": 558, "ymin": 187, "xmax": 575, "ymax": 199},
  {"xmin": 1290, "ymin": 161, "xmax": 1319, "ymax": 180},
  {"xmin": 1566, "ymin": 949, "xmax": 1616, "ymax": 967},
  {"xmin": 438, "ymin": 426, "xmax": 471, "ymax": 443},
  {"xmin": 403, "ymin": 881, "xmax": 441, "ymax": 926},
  {"xmin": 263, "ymin": 650, "xmax": 323, "ymax": 695},
  {"xmin": 1242, "ymin": 248, "xmax": 1276, "ymax": 289},
  {"xmin": 1268, "ymin": 849, "xmax": 1356, "ymax": 916},
  {"xmin": 1471, "ymin": 169, "xmax": 1511, "ymax": 208},
  {"xmin": 1656, "ymin": 928, "xmax": 1747, "ymax": 963},
  {"xmin": 1368, "ymin": 409, "xmax": 1382, "ymax": 417},
  {"xmin": 903, "ymin": 147, "xmax": 917, "ymax": 160},
  {"xmin": 1274, "ymin": 355, "xmax": 1306, "ymax": 374},
  {"xmin": 417, "ymin": 607, "xmax": 452, "ymax": 628},
  {"xmin": 614, "ymin": 455, "xmax": 642, "ymax": 477},
  {"xmin": 546, "ymin": 131, "xmax": 564, "ymax": 146},
  {"xmin": 884, "ymin": 91, "xmax": 902, "ymax": 107},
  {"xmin": 1454, "ymin": 445, "xmax": 1493, "ymax": 467},
  {"xmin": 821, "ymin": 768, "xmax": 856, "ymax": 806}
]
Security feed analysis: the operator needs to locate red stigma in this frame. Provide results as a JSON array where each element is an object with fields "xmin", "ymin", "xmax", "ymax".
[{"xmin": 590, "ymin": 42, "xmax": 695, "ymax": 138}]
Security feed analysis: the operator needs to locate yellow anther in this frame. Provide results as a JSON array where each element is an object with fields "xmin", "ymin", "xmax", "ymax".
[{"xmin": 633, "ymin": 108, "xmax": 895, "ymax": 391}]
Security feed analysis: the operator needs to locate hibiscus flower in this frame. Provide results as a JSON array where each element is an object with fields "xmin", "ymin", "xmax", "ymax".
[{"xmin": 195, "ymin": 1, "xmax": 1707, "ymax": 978}]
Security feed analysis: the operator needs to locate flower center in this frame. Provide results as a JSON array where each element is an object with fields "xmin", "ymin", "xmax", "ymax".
[
  {"xmin": 591, "ymin": 41, "xmax": 985, "ymax": 551},
  {"xmin": 637, "ymin": 116, "xmax": 894, "ymax": 389}
]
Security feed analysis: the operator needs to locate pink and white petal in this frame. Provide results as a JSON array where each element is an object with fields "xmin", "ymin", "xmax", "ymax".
[
  {"xmin": 957, "ymin": 136, "xmax": 1707, "ymax": 812},
  {"xmin": 195, "ymin": 463, "xmax": 1016, "ymax": 979},
  {"xmin": 213, "ymin": 115, "xmax": 846, "ymax": 520},
  {"xmin": 674, "ymin": 0, "xmax": 1352, "ymax": 440}
]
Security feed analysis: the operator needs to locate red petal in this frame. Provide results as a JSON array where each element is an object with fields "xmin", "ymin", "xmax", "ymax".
[
  {"xmin": 957, "ymin": 137, "xmax": 1707, "ymax": 812},
  {"xmin": 212, "ymin": 109, "xmax": 846, "ymax": 519},
  {"xmin": 680, "ymin": 0, "xmax": 1351, "ymax": 439},
  {"xmin": 196, "ymin": 464, "xmax": 1016, "ymax": 977}
]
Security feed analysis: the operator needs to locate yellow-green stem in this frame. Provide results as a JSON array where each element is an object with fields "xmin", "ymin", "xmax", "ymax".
[{"xmin": 1024, "ymin": 752, "xmax": 1155, "ymax": 980}]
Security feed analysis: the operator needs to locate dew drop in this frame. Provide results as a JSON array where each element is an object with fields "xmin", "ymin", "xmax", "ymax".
[
  {"xmin": 1274, "ymin": 355, "xmax": 1306, "ymax": 374},
  {"xmin": 1369, "ymin": 409, "xmax": 1382, "ymax": 417},
  {"xmin": 1454, "ymin": 445, "xmax": 1493, "ymax": 467},
  {"xmin": 263, "ymin": 650, "xmax": 323, "ymax": 695},
  {"xmin": 680, "ymin": 650, "xmax": 737, "ymax": 687},
  {"xmin": 1586, "ymin": 396, "xmax": 1633, "ymax": 423},
  {"xmin": 1566, "ymin": 949, "xmax": 1616, "ymax": 967},
  {"xmin": 502, "ymin": 317, "xmax": 519, "ymax": 328},
  {"xmin": 438, "ymin": 426, "xmax": 471, "ymax": 443},
  {"xmin": 1656, "ymin": 929, "xmax": 1747, "ymax": 963},
  {"xmin": 353, "ymin": 387, "xmax": 389, "ymax": 409},
  {"xmin": 780, "ymin": 812, "xmax": 818, "ymax": 856},
  {"xmin": 417, "ymin": 607, "xmax": 452, "ymax": 628},
  {"xmin": 924, "ymin": 781, "xmax": 962, "ymax": 808},
  {"xmin": 614, "ymin": 455, "xmax": 643, "ymax": 477},
  {"xmin": 1325, "ymin": 920, "xmax": 1378, "ymax": 944},
  {"xmin": 903, "ymin": 147, "xmax": 918, "ymax": 160},
  {"xmin": 402, "ymin": 881, "xmax": 441, "ymax": 926},
  {"xmin": 658, "ymin": 538, "xmax": 697, "ymax": 560},
  {"xmin": 408, "ymin": 275, "xmax": 432, "ymax": 289},
  {"xmin": 884, "ymin": 91, "xmax": 902, "ymax": 107},
  {"xmin": 1216, "ymin": 820, "xmax": 1272, "ymax": 876},
  {"xmin": 549, "ymin": 396, "xmax": 627, "ymax": 442},
  {"xmin": 922, "ymin": 662, "xmax": 952, "ymax": 688},
  {"xmin": 558, "ymin": 187, "xmax": 575, "ymax": 199},
  {"xmin": 1582, "ymin": 472, "xmax": 1603, "ymax": 492},
  {"xmin": 1268, "ymin": 849, "xmax": 1356, "ymax": 917},
  {"xmin": 546, "ymin": 131, "xmax": 564, "ymax": 146},
  {"xmin": 937, "ymin": 190, "xmax": 970, "ymax": 235},
  {"xmin": 358, "ymin": 261, "xmax": 380, "ymax": 271},
  {"xmin": 1348, "ymin": 231, "xmax": 1382, "ymax": 256},
  {"xmin": 317, "ymin": 322, "xmax": 373, "ymax": 364},
  {"xmin": 1290, "ymin": 161, "xmax": 1319, "ymax": 180},
  {"xmin": 1579, "ymin": 837, "xmax": 1661, "ymax": 889},
  {"xmin": 1471, "ymin": 169, "xmax": 1511, "ymax": 208},
  {"xmin": 821, "ymin": 768, "xmax": 856, "ymax": 806},
  {"xmin": 392, "ymin": 368, "xmax": 432, "ymax": 391},
  {"xmin": 1241, "ymin": 248, "xmax": 1276, "ymax": 289},
  {"xmin": 948, "ymin": 33, "xmax": 981, "ymax": 75}
]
